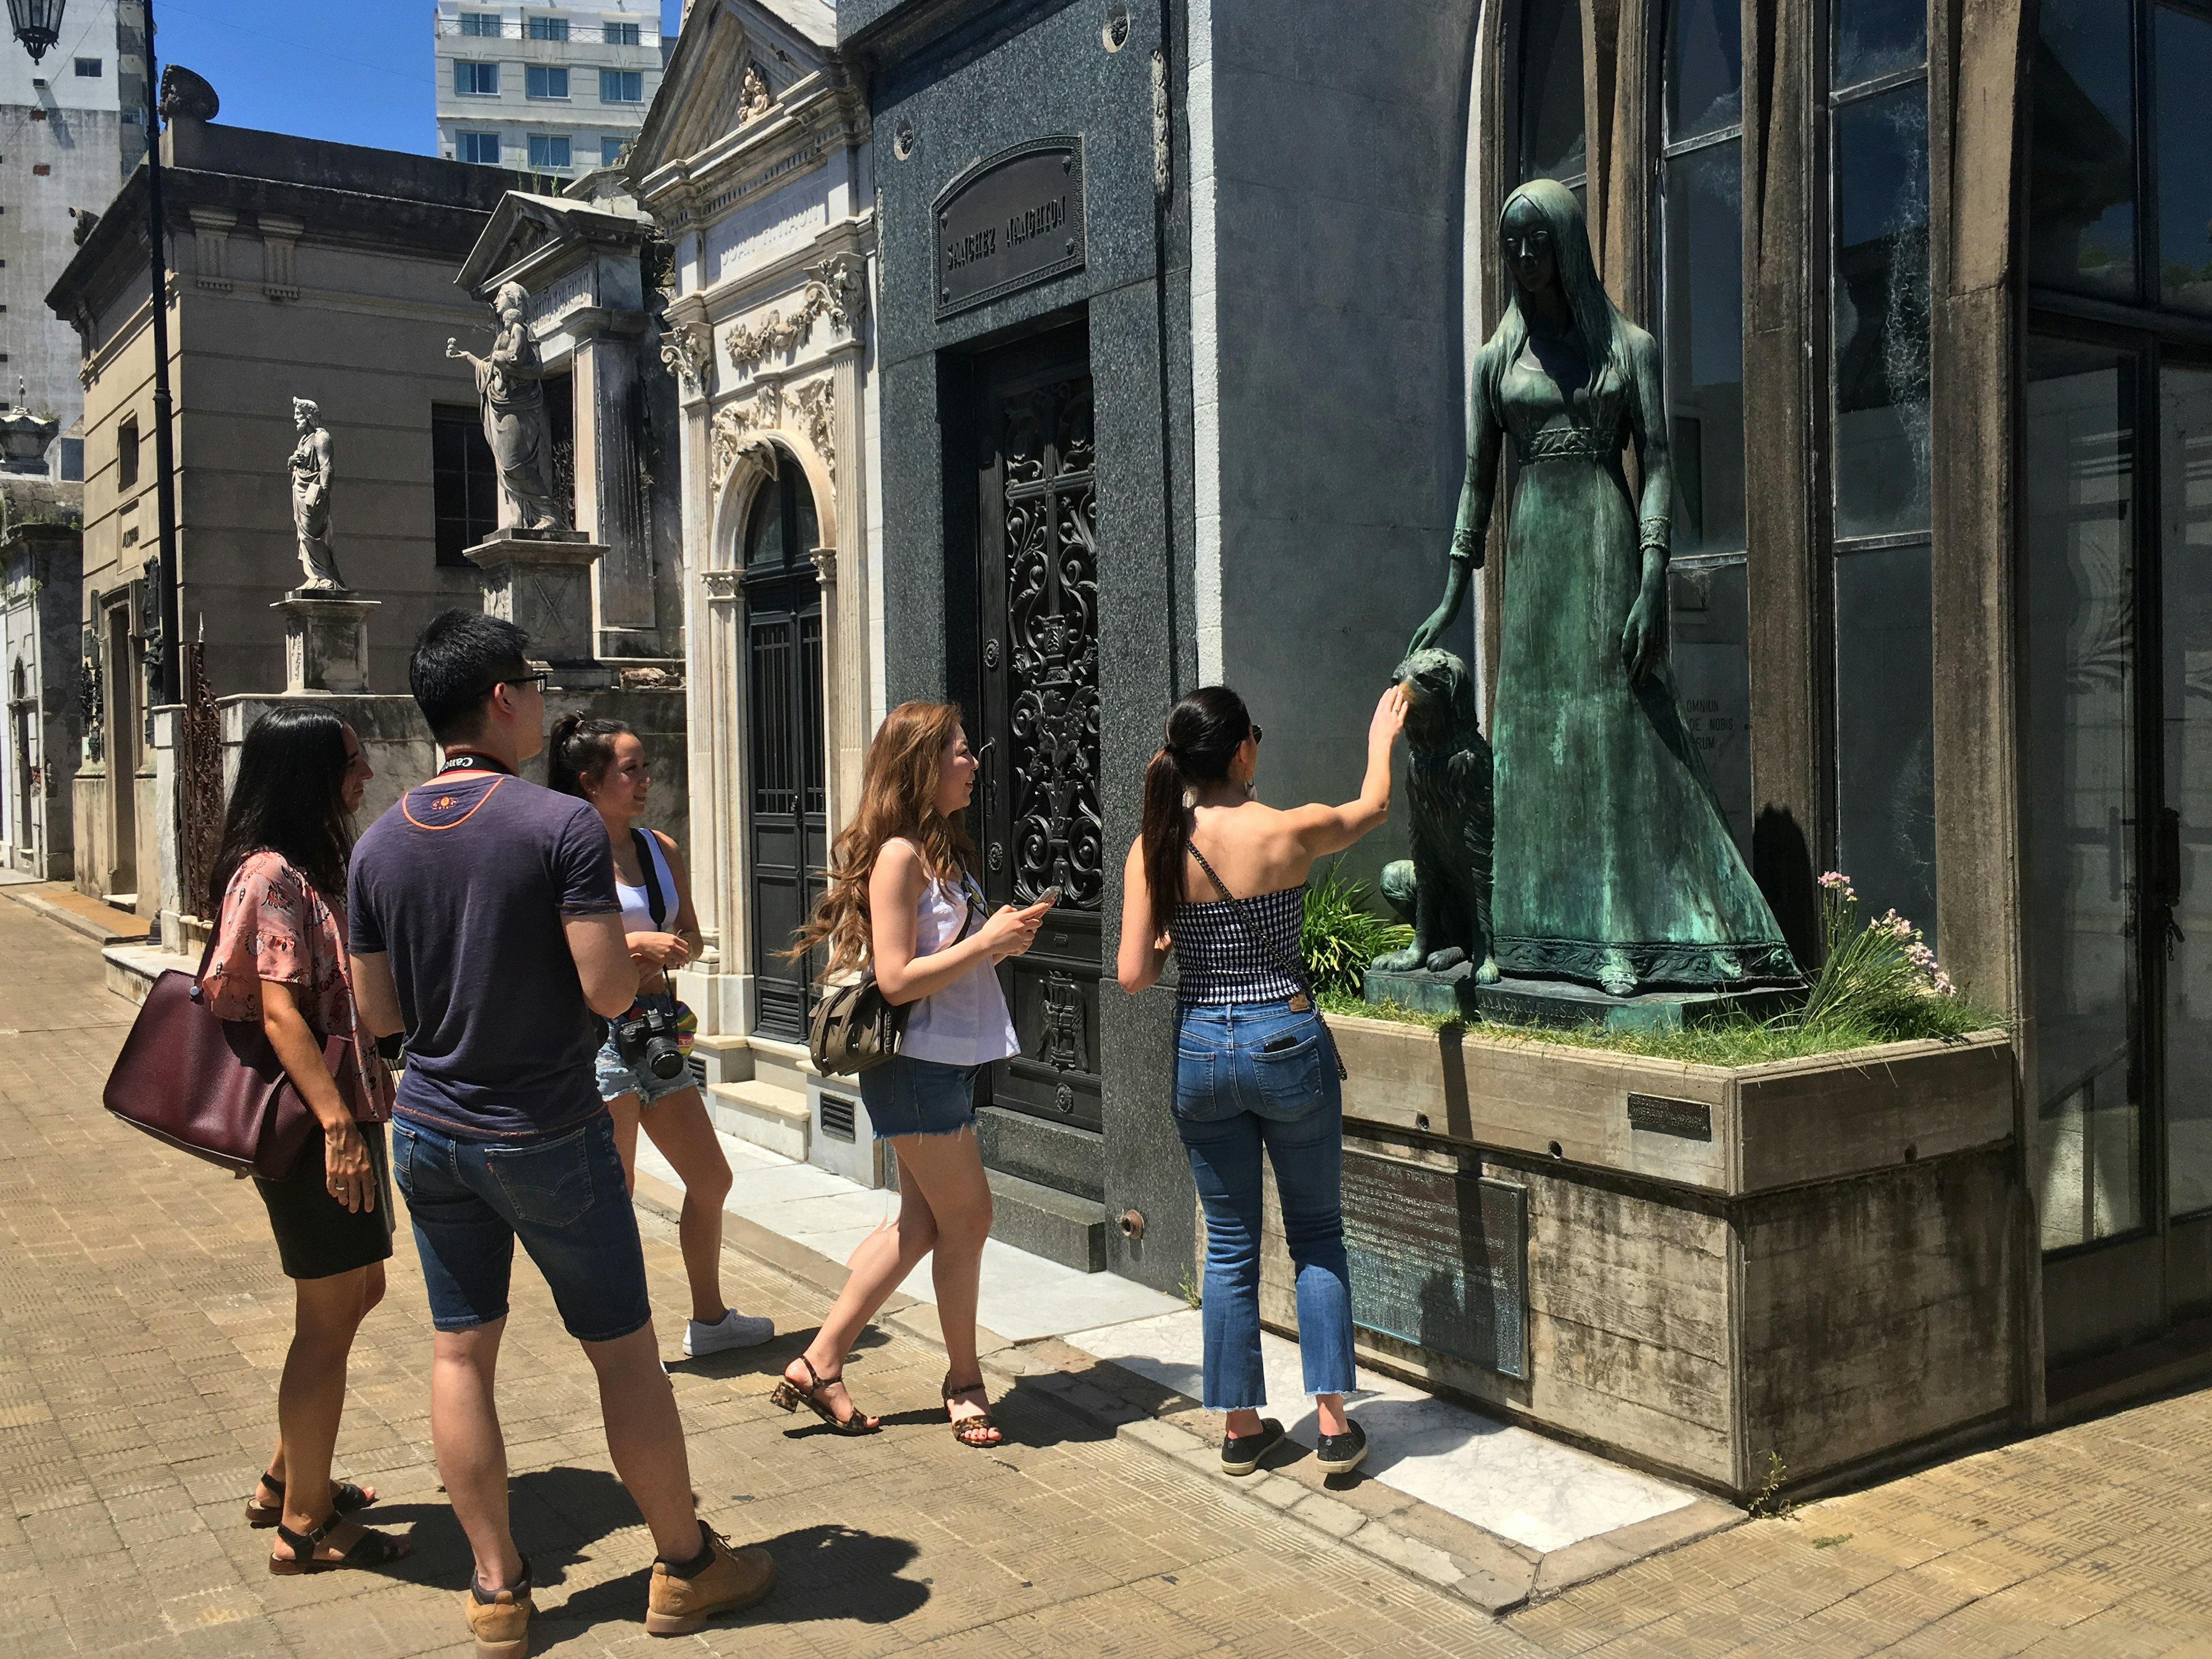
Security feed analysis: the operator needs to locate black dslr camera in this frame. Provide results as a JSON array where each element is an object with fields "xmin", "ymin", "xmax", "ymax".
[{"xmin": 613, "ymin": 1003, "xmax": 686, "ymax": 1081}]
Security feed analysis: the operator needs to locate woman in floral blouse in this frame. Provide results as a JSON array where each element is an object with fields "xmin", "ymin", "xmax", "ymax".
[{"xmin": 202, "ymin": 706, "xmax": 409, "ymax": 1574}]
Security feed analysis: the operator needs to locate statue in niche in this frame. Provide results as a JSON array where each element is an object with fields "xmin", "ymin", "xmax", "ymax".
[
  {"xmin": 446, "ymin": 281, "xmax": 569, "ymax": 533},
  {"xmin": 1407, "ymin": 179, "xmax": 1794, "ymax": 997},
  {"xmin": 287, "ymin": 397, "xmax": 343, "ymax": 591},
  {"xmin": 737, "ymin": 64, "xmax": 772, "ymax": 125},
  {"xmin": 1371, "ymin": 648, "xmax": 1497, "ymax": 984}
]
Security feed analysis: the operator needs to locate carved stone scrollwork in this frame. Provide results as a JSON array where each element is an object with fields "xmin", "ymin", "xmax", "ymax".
[
  {"xmin": 790, "ymin": 377, "xmax": 835, "ymax": 487},
  {"xmin": 807, "ymin": 252, "xmax": 868, "ymax": 333},
  {"xmin": 700, "ymin": 568, "xmax": 743, "ymax": 601},
  {"xmin": 658, "ymin": 321, "xmax": 710, "ymax": 396},
  {"xmin": 725, "ymin": 308, "xmax": 806, "ymax": 374},
  {"xmin": 723, "ymin": 257, "xmax": 869, "ymax": 377},
  {"xmin": 1037, "ymin": 972, "xmax": 1088, "ymax": 1073},
  {"xmin": 709, "ymin": 389, "xmax": 779, "ymax": 491}
]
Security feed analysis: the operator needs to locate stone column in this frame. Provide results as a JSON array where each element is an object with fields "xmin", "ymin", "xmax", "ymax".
[
  {"xmin": 271, "ymin": 590, "xmax": 379, "ymax": 695},
  {"xmin": 566, "ymin": 306, "xmax": 660, "ymax": 660},
  {"xmin": 465, "ymin": 529, "xmax": 612, "ymax": 688}
]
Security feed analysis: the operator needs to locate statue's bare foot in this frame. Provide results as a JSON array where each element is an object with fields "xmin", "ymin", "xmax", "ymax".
[
  {"xmin": 1424, "ymin": 946, "xmax": 1467, "ymax": 973},
  {"xmin": 1598, "ymin": 949, "xmax": 1637, "ymax": 998}
]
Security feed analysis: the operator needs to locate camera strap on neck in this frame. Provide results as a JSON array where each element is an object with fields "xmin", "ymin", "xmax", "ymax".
[{"xmin": 630, "ymin": 827, "xmax": 669, "ymax": 929}]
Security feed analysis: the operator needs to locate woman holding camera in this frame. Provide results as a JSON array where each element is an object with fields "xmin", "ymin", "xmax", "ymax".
[{"xmin": 551, "ymin": 714, "xmax": 770, "ymax": 1359}]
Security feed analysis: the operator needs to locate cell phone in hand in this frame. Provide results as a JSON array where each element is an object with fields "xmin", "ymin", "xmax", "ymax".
[{"xmin": 1035, "ymin": 886, "xmax": 1063, "ymax": 908}]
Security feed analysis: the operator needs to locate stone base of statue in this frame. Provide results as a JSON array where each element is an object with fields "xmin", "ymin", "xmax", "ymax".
[
  {"xmin": 1363, "ymin": 962, "xmax": 1486, "ymax": 1020},
  {"xmin": 272, "ymin": 590, "xmax": 378, "ymax": 695},
  {"xmin": 1468, "ymin": 974, "xmax": 1801, "ymax": 1035},
  {"xmin": 465, "ymin": 528, "xmax": 614, "ymax": 688}
]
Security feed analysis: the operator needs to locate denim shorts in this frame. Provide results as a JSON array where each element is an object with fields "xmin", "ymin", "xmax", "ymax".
[
  {"xmin": 391, "ymin": 1111, "xmax": 652, "ymax": 1343},
  {"xmin": 593, "ymin": 992, "xmax": 696, "ymax": 1106},
  {"xmin": 859, "ymin": 1054, "xmax": 980, "ymax": 1140}
]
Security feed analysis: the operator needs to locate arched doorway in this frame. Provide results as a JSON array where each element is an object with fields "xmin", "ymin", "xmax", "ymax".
[{"xmin": 740, "ymin": 449, "xmax": 827, "ymax": 1040}]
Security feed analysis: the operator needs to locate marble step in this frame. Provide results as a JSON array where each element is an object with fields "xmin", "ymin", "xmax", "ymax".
[
  {"xmin": 984, "ymin": 1168, "xmax": 1105, "ymax": 1273},
  {"xmin": 707, "ymin": 1079, "xmax": 810, "ymax": 1162}
]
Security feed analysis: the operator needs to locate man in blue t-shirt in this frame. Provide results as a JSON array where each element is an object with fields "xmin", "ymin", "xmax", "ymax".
[{"xmin": 349, "ymin": 611, "xmax": 774, "ymax": 1647}]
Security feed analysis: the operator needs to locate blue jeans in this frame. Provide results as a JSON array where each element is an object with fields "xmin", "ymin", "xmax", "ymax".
[
  {"xmin": 859, "ymin": 1054, "xmax": 980, "ymax": 1139},
  {"xmin": 1173, "ymin": 1000, "xmax": 1355, "ymax": 1411},
  {"xmin": 391, "ymin": 1111, "xmax": 653, "ymax": 1343}
]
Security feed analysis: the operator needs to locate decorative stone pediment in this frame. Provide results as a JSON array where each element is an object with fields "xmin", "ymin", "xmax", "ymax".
[
  {"xmin": 630, "ymin": 0, "xmax": 834, "ymax": 182},
  {"xmin": 457, "ymin": 191, "xmax": 650, "ymax": 304}
]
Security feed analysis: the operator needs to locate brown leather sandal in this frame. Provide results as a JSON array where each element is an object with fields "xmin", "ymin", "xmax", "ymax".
[
  {"xmin": 942, "ymin": 1374, "xmax": 1002, "ymax": 1448},
  {"xmin": 245, "ymin": 1472, "xmax": 374, "ymax": 1529},
  {"xmin": 268, "ymin": 1512, "xmax": 412, "ymax": 1575},
  {"xmin": 769, "ymin": 1354, "xmax": 880, "ymax": 1434}
]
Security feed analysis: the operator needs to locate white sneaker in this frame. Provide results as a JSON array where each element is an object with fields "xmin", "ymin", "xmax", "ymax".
[{"xmin": 683, "ymin": 1309, "xmax": 774, "ymax": 1357}]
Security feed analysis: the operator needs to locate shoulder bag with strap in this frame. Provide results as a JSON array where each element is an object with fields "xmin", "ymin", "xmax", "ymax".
[
  {"xmin": 102, "ymin": 890, "xmax": 367, "ymax": 1179},
  {"xmin": 1185, "ymin": 841, "xmax": 1348, "ymax": 1081},
  {"xmin": 809, "ymin": 869, "xmax": 987, "ymax": 1077}
]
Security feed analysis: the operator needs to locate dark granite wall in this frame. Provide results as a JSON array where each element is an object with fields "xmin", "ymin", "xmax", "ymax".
[{"xmin": 858, "ymin": 0, "xmax": 1198, "ymax": 1290}]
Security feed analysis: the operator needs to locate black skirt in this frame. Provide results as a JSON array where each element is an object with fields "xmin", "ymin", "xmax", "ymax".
[{"xmin": 253, "ymin": 1122, "xmax": 395, "ymax": 1280}]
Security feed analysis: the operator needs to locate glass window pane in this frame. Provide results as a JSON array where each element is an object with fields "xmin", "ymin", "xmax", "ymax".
[
  {"xmin": 1665, "ymin": 0, "xmax": 1741, "ymax": 141},
  {"xmin": 1832, "ymin": 85, "xmax": 1932, "ymax": 537},
  {"xmin": 1662, "ymin": 138, "xmax": 1744, "ymax": 558},
  {"xmin": 2159, "ymin": 6, "xmax": 2212, "ymax": 313},
  {"xmin": 2029, "ymin": 0, "xmax": 2139, "ymax": 301},
  {"xmin": 1835, "ymin": 543, "xmax": 1937, "ymax": 934},
  {"xmin": 1668, "ymin": 559, "xmax": 1752, "ymax": 855},
  {"xmin": 2025, "ymin": 338, "xmax": 2143, "ymax": 1249},
  {"xmin": 1834, "ymin": 0, "xmax": 1927, "ymax": 89},
  {"xmin": 1519, "ymin": 0, "xmax": 1587, "ymax": 184},
  {"xmin": 746, "ymin": 476, "xmax": 785, "ymax": 566},
  {"xmin": 2165, "ymin": 364, "xmax": 2212, "ymax": 1216},
  {"xmin": 794, "ymin": 471, "xmax": 820, "ymax": 552}
]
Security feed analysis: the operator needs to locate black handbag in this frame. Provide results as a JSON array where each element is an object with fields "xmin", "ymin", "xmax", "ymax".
[{"xmin": 809, "ymin": 873, "xmax": 986, "ymax": 1078}]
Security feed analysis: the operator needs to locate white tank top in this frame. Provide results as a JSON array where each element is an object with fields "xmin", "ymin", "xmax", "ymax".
[
  {"xmin": 897, "ymin": 847, "xmax": 1019, "ymax": 1067},
  {"xmin": 616, "ymin": 828, "xmax": 679, "ymax": 933}
]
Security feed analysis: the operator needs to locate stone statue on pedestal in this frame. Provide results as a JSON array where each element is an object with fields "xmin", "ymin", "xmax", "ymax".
[
  {"xmin": 446, "ymin": 281, "xmax": 568, "ymax": 533},
  {"xmin": 287, "ymin": 397, "xmax": 343, "ymax": 591},
  {"xmin": 1407, "ymin": 179, "xmax": 1793, "ymax": 998}
]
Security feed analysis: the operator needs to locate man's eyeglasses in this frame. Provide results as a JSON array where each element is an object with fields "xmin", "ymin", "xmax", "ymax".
[
  {"xmin": 1249, "ymin": 724, "xmax": 1263, "ymax": 744},
  {"xmin": 490, "ymin": 672, "xmax": 550, "ymax": 697}
]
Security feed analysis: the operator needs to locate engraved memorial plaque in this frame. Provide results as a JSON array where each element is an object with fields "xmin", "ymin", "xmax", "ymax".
[
  {"xmin": 1626, "ymin": 1093, "xmax": 1714, "ymax": 1141},
  {"xmin": 934, "ymin": 138, "xmax": 1086, "ymax": 319},
  {"xmin": 1340, "ymin": 1152, "xmax": 1528, "ymax": 1379}
]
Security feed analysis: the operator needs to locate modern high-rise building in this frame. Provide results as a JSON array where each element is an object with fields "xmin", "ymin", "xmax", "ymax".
[
  {"xmin": 1, "ymin": 0, "xmax": 147, "ymax": 477},
  {"xmin": 434, "ymin": 2, "xmax": 664, "ymax": 182}
]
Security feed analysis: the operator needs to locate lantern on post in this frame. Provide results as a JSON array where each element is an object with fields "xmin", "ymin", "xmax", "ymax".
[{"xmin": 5, "ymin": 0, "xmax": 65, "ymax": 64}]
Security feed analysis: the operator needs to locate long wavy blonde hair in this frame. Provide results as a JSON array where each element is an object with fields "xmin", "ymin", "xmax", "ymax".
[{"xmin": 790, "ymin": 700, "xmax": 979, "ymax": 978}]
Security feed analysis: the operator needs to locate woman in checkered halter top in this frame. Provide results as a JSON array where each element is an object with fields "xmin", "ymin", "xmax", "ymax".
[{"xmin": 1115, "ymin": 683, "xmax": 1408, "ymax": 1483}]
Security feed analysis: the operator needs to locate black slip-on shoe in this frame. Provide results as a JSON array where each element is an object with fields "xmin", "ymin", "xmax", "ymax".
[
  {"xmin": 1220, "ymin": 1418, "xmax": 1285, "ymax": 1476},
  {"xmin": 1315, "ymin": 1420, "xmax": 1369, "ymax": 1476}
]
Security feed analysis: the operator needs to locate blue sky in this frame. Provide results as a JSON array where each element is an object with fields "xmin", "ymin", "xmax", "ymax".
[{"xmin": 153, "ymin": 1, "xmax": 685, "ymax": 154}]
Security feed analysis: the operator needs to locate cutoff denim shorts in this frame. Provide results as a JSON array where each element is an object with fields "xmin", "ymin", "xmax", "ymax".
[
  {"xmin": 392, "ymin": 1111, "xmax": 652, "ymax": 1343},
  {"xmin": 859, "ymin": 1054, "xmax": 980, "ymax": 1140},
  {"xmin": 593, "ymin": 991, "xmax": 695, "ymax": 1106}
]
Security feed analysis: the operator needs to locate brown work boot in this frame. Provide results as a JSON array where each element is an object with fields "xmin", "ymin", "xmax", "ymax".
[
  {"xmin": 644, "ymin": 1525, "xmax": 775, "ymax": 1636},
  {"xmin": 463, "ymin": 1559, "xmax": 533, "ymax": 1658}
]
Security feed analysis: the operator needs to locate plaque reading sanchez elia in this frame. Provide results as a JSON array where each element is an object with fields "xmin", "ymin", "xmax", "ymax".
[{"xmin": 934, "ymin": 138, "xmax": 1085, "ymax": 319}]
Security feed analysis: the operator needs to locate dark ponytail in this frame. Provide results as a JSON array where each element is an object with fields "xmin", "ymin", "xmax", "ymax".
[
  {"xmin": 548, "ymin": 712, "xmax": 631, "ymax": 798},
  {"xmin": 1140, "ymin": 686, "xmax": 1253, "ymax": 940}
]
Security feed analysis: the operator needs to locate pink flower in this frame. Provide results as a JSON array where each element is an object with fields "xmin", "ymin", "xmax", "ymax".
[
  {"xmin": 1818, "ymin": 871, "xmax": 1850, "ymax": 891},
  {"xmin": 1933, "ymin": 971, "xmax": 1956, "ymax": 997},
  {"xmin": 1907, "ymin": 942, "xmax": 1937, "ymax": 971}
]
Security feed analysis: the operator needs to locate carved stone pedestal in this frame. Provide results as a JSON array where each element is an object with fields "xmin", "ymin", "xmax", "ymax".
[
  {"xmin": 271, "ymin": 590, "xmax": 378, "ymax": 694},
  {"xmin": 465, "ymin": 529, "xmax": 613, "ymax": 688}
]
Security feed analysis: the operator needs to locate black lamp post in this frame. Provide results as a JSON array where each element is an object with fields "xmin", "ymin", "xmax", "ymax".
[{"xmin": 10, "ymin": 0, "xmax": 182, "ymax": 710}]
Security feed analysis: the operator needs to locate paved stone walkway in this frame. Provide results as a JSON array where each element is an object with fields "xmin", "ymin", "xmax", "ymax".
[{"xmin": 7, "ymin": 887, "xmax": 2212, "ymax": 1657}]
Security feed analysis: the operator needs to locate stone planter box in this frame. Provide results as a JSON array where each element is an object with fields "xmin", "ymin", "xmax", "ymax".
[{"xmin": 1248, "ymin": 1013, "xmax": 2021, "ymax": 1503}]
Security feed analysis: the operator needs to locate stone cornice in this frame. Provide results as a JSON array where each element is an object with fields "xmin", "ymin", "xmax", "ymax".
[{"xmin": 636, "ymin": 77, "xmax": 869, "ymax": 233}]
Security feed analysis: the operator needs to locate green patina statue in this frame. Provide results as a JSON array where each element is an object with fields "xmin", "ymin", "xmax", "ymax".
[{"xmin": 1407, "ymin": 179, "xmax": 1794, "ymax": 998}]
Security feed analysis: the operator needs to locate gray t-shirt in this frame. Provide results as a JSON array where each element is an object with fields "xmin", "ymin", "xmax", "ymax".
[{"xmin": 349, "ymin": 770, "xmax": 619, "ymax": 1141}]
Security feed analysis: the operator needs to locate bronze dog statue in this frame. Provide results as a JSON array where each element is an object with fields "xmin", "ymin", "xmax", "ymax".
[{"xmin": 1371, "ymin": 649, "xmax": 1498, "ymax": 984}]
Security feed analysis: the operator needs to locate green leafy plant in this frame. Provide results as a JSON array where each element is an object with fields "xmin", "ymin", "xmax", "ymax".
[
  {"xmin": 1301, "ymin": 862, "xmax": 1412, "ymax": 999},
  {"xmin": 1747, "ymin": 1450, "xmax": 1797, "ymax": 1520},
  {"xmin": 1177, "ymin": 1264, "xmax": 1202, "ymax": 1310}
]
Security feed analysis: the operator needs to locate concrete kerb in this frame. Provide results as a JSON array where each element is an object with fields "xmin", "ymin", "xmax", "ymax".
[
  {"xmin": 3, "ymin": 885, "xmax": 150, "ymax": 945},
  {"xmin": 630, "ymin": 1166, "xmax": 1747, "ymax": 1620}
]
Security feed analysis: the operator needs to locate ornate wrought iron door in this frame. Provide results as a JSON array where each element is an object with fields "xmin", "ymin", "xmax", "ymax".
[{"xmin": 976, "ymin": 340, "xmax": 1103, "ymax": 1133}]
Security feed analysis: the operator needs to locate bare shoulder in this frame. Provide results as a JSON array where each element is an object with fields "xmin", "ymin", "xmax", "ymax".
[{"xmin": 872, "ymin": 836, "xmax": 926, "ymax": 888}]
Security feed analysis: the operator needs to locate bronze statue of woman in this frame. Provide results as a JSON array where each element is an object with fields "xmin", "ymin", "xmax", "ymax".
[{"xmin": 1410, "ymin": 179, "xmax": 1793, "ymax": 997}]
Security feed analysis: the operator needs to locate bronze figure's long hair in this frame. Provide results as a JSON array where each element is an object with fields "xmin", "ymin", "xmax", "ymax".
[
  {"xmin": 1139, "ymin": 686, "xmax": 1253, "ymax": 942},
  {"xmin": 1487, "ymin": 178, "xmax": 1629, "ymax": 410},
  {"xmin": 791, "ymin": 700, "xmax": 979, "ymax": 978}
]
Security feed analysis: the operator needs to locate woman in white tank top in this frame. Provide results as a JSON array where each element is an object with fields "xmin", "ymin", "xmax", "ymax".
[
  {"xmin": 550, "ymin": 714, "xmax": 771, "ymax": 1361},
  {"xmin": 775, "ymin": 702, "xmax": 1050, "ymax": 1446}
]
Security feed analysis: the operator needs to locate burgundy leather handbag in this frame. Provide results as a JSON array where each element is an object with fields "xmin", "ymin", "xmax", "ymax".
[{"xmin": 102, "ymin": 908, "xmax": 360, "ymax": 1180}]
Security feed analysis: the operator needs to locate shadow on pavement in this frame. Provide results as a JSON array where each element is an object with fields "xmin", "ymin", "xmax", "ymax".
[{"xmin": 537, "ymin": 1522, "xmax": 929, "ymax": 1634}]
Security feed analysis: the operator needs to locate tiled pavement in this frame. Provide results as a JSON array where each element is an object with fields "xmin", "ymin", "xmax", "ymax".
[{"xmin": 6, "ymin": 887, "xmax": 2212, "ymax": 1657}]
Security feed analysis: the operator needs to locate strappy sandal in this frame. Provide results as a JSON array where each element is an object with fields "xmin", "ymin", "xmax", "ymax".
[
  {"xmin": 245, "ymin": 1471, "xmax": 375, "ymax": 1529},
  {"xmin": 768, "ymin": 1354, "xmax": 880, "ymax": 1434},
  {"xmin": 942, "ymin": 1374, "xmax": 1002, "ymax": 1448},
  {"xmin": 268, "ymin": 1511, "xmax": 412, "ymax": 1575}
]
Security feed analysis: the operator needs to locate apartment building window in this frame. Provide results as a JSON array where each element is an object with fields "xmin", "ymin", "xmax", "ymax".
[
  {"xmin": 433, "ymin": 406, "xmax": 498, "ymax": 566},
  {"xmin": 528, "ymin": 133, "xmax": 570, "ymax": 169},
  {"xmin": 526, "ymin": 65, "xmax": 569, "ymax": 100},
  {"xmin": 74, "ymin": 58, "xmax": 99, "ymax": 77},
  {"xmin": 454, "ymin": 60, "xmax": 498, "ymax": 96},
  {"xmin": 604, "ymin": 21, "xmax": 640, "ymax": 44},
  {"xmin": 457, "ymin": 131, "xmax": 501, "ymax": 164},
  {"xmin": 458, "ymin": 12, "xmax": 501, "ymax": 35},
  {"xmin": 117, "ymin": 418, "xmax": 138, "ymax": 491},
  {"xmin": 601, "ymin": 136, "xmax": 626, "ymax": 166},
  {"xmin": 599, "ymin": 70, "xmax": 641, "ymax": 104},
  {"xmin": 525, "ymin": 14, "xmax": 569, "ymax": 40}
]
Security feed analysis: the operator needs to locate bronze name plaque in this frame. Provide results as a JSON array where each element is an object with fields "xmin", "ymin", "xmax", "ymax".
[
  {"xmin": 1340, "ymin": 1152, "xmax": 1528, "ymax": 1380},
  {"xmin": 1626, "ymin": 1093, "xmax": 1713, "ymax": 1141},
  {"xmin": 934, "ymin": 138, "xmax": 1085, "ymax": 319}
]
